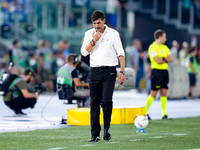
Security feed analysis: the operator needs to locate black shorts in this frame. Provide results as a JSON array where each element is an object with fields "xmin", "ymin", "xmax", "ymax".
[
  {"xmin": 189, "ymin": 74, "xmax": 196, "ymax": 86},
  {"xmin": 151, "ymin": 69, "xmax": 169, "ymax": 91}
]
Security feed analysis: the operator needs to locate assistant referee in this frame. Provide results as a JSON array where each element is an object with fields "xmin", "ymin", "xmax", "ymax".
[{"xmin": 145, "ymin": 29, "xmax": 173, "ymax": 120}]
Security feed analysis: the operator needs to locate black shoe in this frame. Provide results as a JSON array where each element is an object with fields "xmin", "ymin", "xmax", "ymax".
[
  {"xmin": 103, "ymin": 129, "xmax": 111, "ymax": 141},
  {"xmin": 162, "ymin": 115, "xmax": 171, "ymax": 119},
  {"xmin": 88, "ymin": 136, "xmax": 100, "ymax": 142},
  {"xmin": 146, "ymin": 114, "xmax": 151, "ymax": 120},
  {"xmin": 14, "ymin": 110, "xmax": 27, "ymax": 116}
]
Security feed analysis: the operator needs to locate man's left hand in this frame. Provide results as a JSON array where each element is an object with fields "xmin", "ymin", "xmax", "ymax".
[{"xmin": 118, "ymin": 73, "xmax": 125, "ymax": 85}]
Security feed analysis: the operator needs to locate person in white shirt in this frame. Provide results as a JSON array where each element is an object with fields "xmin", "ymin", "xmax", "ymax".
[
  {"xmin": 179, "ymin": 41, "xmax": 189, "ymax": 67},
  {"xmin": 169, "ymin": 40, "xmax": 179, "ymax": 66},
  {"xmin": 81, "ymin": 10, "xmax": 125, "ymax": 142}
]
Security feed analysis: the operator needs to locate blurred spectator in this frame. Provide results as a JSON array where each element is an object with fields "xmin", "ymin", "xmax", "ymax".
[
  {"xmin": 17, "ymin": 51, "xmax": 38, "ymax": 75},
  {"xmin": 57, "ymin": 40, "xmax": 70, "ymax": 58},
  {"xmin": 137, "ymin": 49, "xmax": 146, "ymax": 92},
  {"xmin": 106, "ymin": 0, "xmax": 119, "ymax": 27},
  {"xmin": 187, "ymin": 46, "xmax": 198, "ymax": 98},
  {"xmin": 191, "ymin": 35, "xmax": 198, "ymax": 47},
  {"xmin": 51, "ymin": 50, "xmax": 65, "ymax": 92},
  {"xmin": 68, "ymin": 13, "xmax": 77, "ymax": 27},
  {"xmin": 146, "ymin": 56, "xmax": 151, "ymax": 94},
  {"xmin": 118, "ymin": 0, "xmax": 128, "ymax": 28},
  {"xmin": 179, "ymin": 41, "xmax": 189, "ymax": 66},
  {"xmin": 190, "ymin": 36, "xmax": 199, "ymax": 62},
  {"xmin": 129, "ymin": 39, "xmax": 142, "ymax": 91},
  {"xmin": 57, "ymin": 40, "xmax": 64, "ymax": 51},
  {"xmin": 18, "ymin": 54, "xmax": 30, "ymax": 69},
  {"xmin": 62, "ymin": 40, "xmax": 71, "ymax": 57},
  {"xmin": 3, "ymin": 39, "xmax": 26, "ymax": 66},
  {"xmin": 23, "ymin": 0, "xmax": 31, "ymax": 14},
  {"xmin": 1, "ymin": 0, "xmax": 11, "ymax": 11},
  {"xmin": 10, "ymin": 0, "xmax": 24, "ymax": 13},
  {"xmin": 169, "ymin": 40, "xmax": 179, "ymax": 65},
  {"xmin": 129, "ymin": 39, "xmax": 140, "ymax": 71},
  {"xmin": 1, "ymin": 0, "xmax": 30, "ymax": 28},
  {"xmin": 37, "ymin": 40, "xmax": 53, "ymax": 91},
  {"xmin": 4, "ymin": 39, "xmax": 26, "ymax": 76},
  {"xmin": 1, "ymin": 0, "xmax": 11, "ymax": 37},
  {"xmin": 45, "ymin": 41, "xmax": 54, "ymax": 50},
  {"xmin": 28, "ymin": 51, "xmax": 38, "ymax": 73}
]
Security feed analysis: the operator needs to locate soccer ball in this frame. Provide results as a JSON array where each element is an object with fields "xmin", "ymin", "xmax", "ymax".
[{"xmin": 134, "ymin": 115, "xmax": 149, "ymax": 129}]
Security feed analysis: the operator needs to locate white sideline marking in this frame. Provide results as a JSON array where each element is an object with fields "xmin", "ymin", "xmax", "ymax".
[
  {"xmin": 163, "ymin": 133, "xmax": 186, "ymax": 136},
  {"xmin": 152, "ymin": 136, "xmax": 165, "ymax": 139},
  {"xmin": 138, "ymin": 133, "xmax": 149, "ymax": 135},
  {"xmin": 107, "ymin": 141, "xmax": 120, "ymax": 144},
  {"xmin": 129, "ymin": 139, "xmax": 141, "ymax": 141},
  {"xmin": 173, "ymin": 133, "xmax": 186, "ymax": 136},
  {"xmin": 47, "ymin": 147, "xmax": 67, "ymax": 150},
  {"xmin": 80, "ymin": 144, "xmax": 94, "ymax": 147},
  {"xmin": 163, "ymin": 133, "xmax": 173, "ymax": 135}
]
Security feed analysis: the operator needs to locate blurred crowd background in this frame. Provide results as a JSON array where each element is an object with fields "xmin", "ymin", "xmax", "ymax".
[{"xmin": 0, "ymin": 0, "xmax": 200, "ymax": 94}]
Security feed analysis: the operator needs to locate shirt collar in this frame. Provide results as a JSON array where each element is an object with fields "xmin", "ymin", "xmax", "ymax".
[
  {"xmin": 153, "ymin": 41, "xmax": 162, "ymax": 47},
  {"xmin": 104, "ymin": 24, "xmax": 109, "ymax": 33},
  {"xmin": 93, "ymin": 24, "xmax": 109, "ymax": 33}
]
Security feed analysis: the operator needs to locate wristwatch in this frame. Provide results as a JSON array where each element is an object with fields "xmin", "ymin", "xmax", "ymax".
[
  {"xmin": 163, "ymin": 57, "xmax": 168, "ymax": 63},
  {"xmin": 120, "ymin": 71, "xmax": 125, "ymax": 75}
]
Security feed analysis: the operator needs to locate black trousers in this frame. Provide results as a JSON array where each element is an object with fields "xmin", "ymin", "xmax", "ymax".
[
  {"xmin": 5, "ymin": 95, "xmax": 37, "ymax": 112},
  {"xmin": 89, "ymin": 66, "xmax": 117, "ymax": 137}
]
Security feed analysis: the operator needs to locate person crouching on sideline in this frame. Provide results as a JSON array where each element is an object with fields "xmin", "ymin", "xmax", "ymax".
[{"xmin": 3, "ymin": 69, "xmax": 38, "ymax": 116}]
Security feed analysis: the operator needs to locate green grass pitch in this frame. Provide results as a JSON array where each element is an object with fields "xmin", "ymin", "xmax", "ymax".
[{"xmin": 0, "ymin": 117, "xmax": 200, "ymax": 150}]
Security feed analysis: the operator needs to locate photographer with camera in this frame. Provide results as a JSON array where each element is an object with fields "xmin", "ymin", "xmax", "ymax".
[
  {"xmin": 3, "ymin": 69, "xmax": 38, "ymax": 116},
  {"xmin": 57, "ymin": 53, "xmax": 90, "ymax": 108}
]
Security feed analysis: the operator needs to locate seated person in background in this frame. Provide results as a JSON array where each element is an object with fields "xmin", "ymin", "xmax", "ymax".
[
  {"xmin": 57, "ymin": 53, "xmax": 90, "ymax": 107},
  {"xmin": 3, "ymin": 69, "xmax": 39, "ymax": 115}
]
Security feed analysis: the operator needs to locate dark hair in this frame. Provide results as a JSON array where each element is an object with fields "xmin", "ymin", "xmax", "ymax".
[
  {"xmin": 62, "ymin": 40, "xmax": 69, "ymax": 44},
  {"xmin": 189, "ymin": 46, "xmax": 197, "ymax": 53},
  {"xmin": 28, "ymin": 51, "xmax": 35, "ymax": 58},
  {"xmin": 24, "ymin": 69, "xmax": 35, "ymax": 77},
  {"xmin": 91, "ymin": 10, "xmax": 105, "ymax": 22},
  {"xmin": 39, "ymin": 40, "xmax": 46, "ymax": 47},
  {"xmin": 154, "ymin": 29, "xmax": 166, "ymax": 40},
  {"xmin": 57, "ymin": 50, "xmax": 64, "ymax": 55},
  {"xmin": 67, "ymin": 53, "xmax": 77, "ymax": 63},
  {"xmin": 13, "ymin": 39, "xmax": 19, "ymax": 46}
]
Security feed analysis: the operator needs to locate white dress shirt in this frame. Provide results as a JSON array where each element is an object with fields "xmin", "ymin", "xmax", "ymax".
[{"xmin": 81, "ymin": 25, "xmax": 125, "ymax": 67}]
